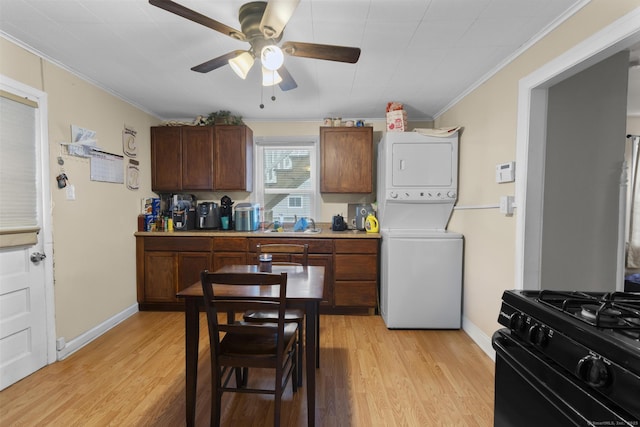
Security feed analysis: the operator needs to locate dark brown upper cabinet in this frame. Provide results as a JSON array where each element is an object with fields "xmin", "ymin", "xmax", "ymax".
[
  {"xmin": 151, "ymin": 125, "xmax": 253, "ymax": 192},
  {"xmin": 320, "ymin": 126, "xmax": 373, "ymax": 193}
]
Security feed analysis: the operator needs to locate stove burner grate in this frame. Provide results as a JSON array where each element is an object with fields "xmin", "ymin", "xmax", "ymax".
[
  {"xmin": 580, "ymin": 304, "xmax": 623, "ymax": 326},
  {"xmin": 536, "ymin": 291, "xmax": 640, "ymax": 332}
]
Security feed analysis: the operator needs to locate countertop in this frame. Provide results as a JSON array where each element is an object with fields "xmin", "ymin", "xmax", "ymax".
[{"xmin": 134, "ymin": 223, "xmax": 380, "ymax": 239}]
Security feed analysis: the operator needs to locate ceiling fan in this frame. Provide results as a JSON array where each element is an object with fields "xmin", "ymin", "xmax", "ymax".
[{"xmin": 149, "ymin": 0, "xmax": 362, "ymax": 92}]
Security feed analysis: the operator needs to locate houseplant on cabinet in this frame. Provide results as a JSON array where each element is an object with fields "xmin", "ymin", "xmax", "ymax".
[{"xmin": 205, "ymin": 110, "xmax": 243, "ymax": 126}]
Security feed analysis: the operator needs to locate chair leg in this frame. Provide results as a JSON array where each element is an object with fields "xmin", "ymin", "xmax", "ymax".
[
  {"xmin": 211, "ymin": 368, "xmax": 222, "ymax": 427},
  {"xmin": 316, "ymin": 308, "xmax": 320, "ymax": 368},
  {"xmin": 292, "ymin": 344, "xmax": 298, "ymax": 393},
  {"xmin": 242, "ymin": 367, "xmax": 248, "ymax": 387},
  {"xmin": 297, "ymin": 320, "xmax": 303, "ymax": 387},
  {"xmin": 213, "ymin": 388, "xmax": 222, "ymax": 427},
  {"xmin": 274, "ymin": 377, "xmax": 282, "ymax": 427},
  {"xmin": 235, "ymin": 367, "xmax": 243, "ymax": 388}
]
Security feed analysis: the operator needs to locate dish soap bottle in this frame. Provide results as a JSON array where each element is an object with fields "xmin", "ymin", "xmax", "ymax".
[{"xmin": 365, "ymin": 214, "xmax": 379, "ymax": 233}]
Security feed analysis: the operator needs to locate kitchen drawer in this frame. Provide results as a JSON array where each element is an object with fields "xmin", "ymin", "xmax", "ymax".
[
  {"xmin": 334, "ymin": 254, "xmax": 377, "ymax": 280},
  {"xmin": 144, "ymin": 237, "xmax": 212, "ymax": 252},
  {"xmin": 334, "ymin": 239, "xmax": 378, "ymax": 254},
  {"xmin": 213, "ymin": 252, "xmax": 247, "ymax": 270},
  {"xmin": 334, "ymin": 281, "xmax": 377, "ymax": 306},
  {"xmin": 213, "ymin": 237, "xmax": 247, "ymax": 252},
  {"xmin": 247, "ymin": 238, "xmax": 333, "ymax": 254}
]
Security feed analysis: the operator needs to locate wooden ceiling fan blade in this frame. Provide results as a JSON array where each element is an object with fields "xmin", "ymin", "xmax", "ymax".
[
  {"xmin": 259, "ymin": 0, "xmax": 301, "ymax": 39},
  {"xmin": 277, "ymin": 65, "xmax": 298, "ymax": 91},
  {"xmin": 149, "ymin": 0, "xmax": 245, "ymax": 41},
  {"xmin": 191, "ymin": 50, "xmax": 247, "ymax": 73},
  {"xmin": 281, "ymin": 41, "xmax": 361, "ymax": 63}
]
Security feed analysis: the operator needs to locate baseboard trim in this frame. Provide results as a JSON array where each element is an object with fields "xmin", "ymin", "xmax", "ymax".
[
  {"xmin": 57, "ymin": 303, "xmax": 139, "ymax": 360},
  {"xmin": 462, "ymin": 316, "xmax": 496, "ymax": 362}
]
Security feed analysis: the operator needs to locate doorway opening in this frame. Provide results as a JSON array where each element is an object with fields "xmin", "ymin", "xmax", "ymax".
[{"xmin": 515, "ymin": 8, "xmax": 640, "ymax": 292}]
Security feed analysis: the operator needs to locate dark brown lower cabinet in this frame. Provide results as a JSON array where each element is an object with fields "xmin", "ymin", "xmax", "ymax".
[
  {"xmin": 212, "ymin": 236, "xmax": 247, "ymax": 270},
  {"xmin": 136, "ymin": 235, "xmax": 378, "ymax": 313},
  {"xmin": 137, "ymin": 237, "xmax": 213, "ymax": 310},
  {"xmin": 334, "ymin": 239, "xmax": 378, "ymax": 312}
]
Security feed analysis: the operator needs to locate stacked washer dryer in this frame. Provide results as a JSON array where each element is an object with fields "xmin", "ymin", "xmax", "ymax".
[{"xmin": 377, "ymin": 131, "xmax": 462, "ymax": 329}]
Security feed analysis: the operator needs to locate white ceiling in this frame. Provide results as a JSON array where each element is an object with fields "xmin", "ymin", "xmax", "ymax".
[{"xmin": 0, "ymin": 0, "xmax": 637, "ymax": 121}]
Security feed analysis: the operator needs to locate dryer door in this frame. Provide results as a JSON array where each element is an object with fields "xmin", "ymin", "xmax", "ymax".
[{"xmin": 391, "ymin": 142, "xmax": 453, "ymax": 187}]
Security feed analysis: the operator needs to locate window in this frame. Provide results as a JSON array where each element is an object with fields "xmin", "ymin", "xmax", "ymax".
[
  {"xmin": 288, "ymin": 196, "xmax": 302, "ymax": 209},
  {"xmin": 255, "ymin": 137, "xmax": 318, "ymax": 223}
]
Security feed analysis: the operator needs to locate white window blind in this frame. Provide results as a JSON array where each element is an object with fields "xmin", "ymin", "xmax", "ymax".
[{"xmin": 0, "ymin": 92, "xmax": 38, "ymax": 231}]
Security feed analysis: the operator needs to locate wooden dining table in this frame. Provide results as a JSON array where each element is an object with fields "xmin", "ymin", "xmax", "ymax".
[{"xmin": 176, "ymin": 264, "xmax": 325, "ymax": 427}]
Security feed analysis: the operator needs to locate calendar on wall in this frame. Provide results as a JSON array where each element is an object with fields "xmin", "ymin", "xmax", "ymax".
[{"xmin": 90, "ymin": 149, "xmax": 124, "ymax": 183}]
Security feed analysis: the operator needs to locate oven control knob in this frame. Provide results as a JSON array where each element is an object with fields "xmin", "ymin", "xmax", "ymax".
[
  {"xmin": 528, "ymin": 324, "xmax": 548, "ymax": 347},
  {"xmin": 576, "ymin": 355, "xmax": 610, "ymax": 388},
  {"xmin": 508, "ymin": 312, "xmax": 525, "ymax": 332}
]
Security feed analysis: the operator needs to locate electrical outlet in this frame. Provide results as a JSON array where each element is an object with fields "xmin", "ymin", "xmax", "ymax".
[{"xmin": 66, "ymin": 184, "xmax": 76, "ymax": 200}]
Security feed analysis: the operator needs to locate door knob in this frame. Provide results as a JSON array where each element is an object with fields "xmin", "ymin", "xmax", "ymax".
[{"xmin": 30, "ymin": 252, "xmax": 46, "ymax": 263}]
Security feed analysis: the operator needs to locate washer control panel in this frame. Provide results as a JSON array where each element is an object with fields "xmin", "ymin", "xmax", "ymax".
[{"xmin": 386, "ymin": 189, "xmax": 456, "ymax": 202}]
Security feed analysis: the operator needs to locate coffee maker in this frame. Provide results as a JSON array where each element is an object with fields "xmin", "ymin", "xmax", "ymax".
[
  {"xmin": 351, "ymin": 203, "xmax": 376, "ymax": 231},
  {"xmin": 220, "ymin": 195, "xmax": 234, "ymax": 230},
  {"xmin": 169, "ymin": 194, "xmax": 196, "ymax": 231}
]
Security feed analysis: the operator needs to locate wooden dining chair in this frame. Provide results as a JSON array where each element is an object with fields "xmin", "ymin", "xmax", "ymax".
[
  {"xmin": 200, "ymin": 270, "xmax": 298, "ymax": 427},
  {"xmin": 257, "ymin": 243, "xmax": 309, "ymax": 265},
  {"xmin": 244, "ymin": 243, "xmax": 309, "ymax": 386}
]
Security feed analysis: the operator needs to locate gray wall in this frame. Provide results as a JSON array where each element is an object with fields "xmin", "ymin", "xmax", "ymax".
[{"xmin": 540, "ymin": 51, "xmax": 629, "ymax": 291}]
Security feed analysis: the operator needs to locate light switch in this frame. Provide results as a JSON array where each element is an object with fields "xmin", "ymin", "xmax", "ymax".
[{"xmin": 66, "ymin": 184, "xmax": 76, "ymax": 200}]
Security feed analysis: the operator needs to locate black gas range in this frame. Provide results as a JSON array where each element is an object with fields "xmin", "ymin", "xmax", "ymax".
[{"xmin": 493, "ymin": 290, "xmax": 640, "ymax": 427}]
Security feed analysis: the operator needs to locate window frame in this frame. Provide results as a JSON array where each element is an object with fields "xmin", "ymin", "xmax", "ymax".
[{"xmin": 254, "ymin": 136, "xmax": 319, "ymax": 222}]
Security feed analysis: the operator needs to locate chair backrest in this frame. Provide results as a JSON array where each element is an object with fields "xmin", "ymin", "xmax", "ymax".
[
  {"xmin": 256, "ymin": 243, "xmax": 309, "ymax": 266},
  {"xmin": 200, "ymin": 270, "xmax": 289, "ymax": 359}
]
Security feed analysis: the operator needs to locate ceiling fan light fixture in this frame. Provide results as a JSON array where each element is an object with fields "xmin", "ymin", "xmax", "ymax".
[
  {"xmin": 262, "ymin": 67, "xmax": 283, "ymax": 86},
  {"xmin": 261, "ymin": 45, "xmax": 284, "ymax": 71},
  {"xmin": 259, "ymin": 0, "xmax": 301, "ymax": 39},
  {"xmin": 229, "ymin": 51, "xmax": 255, "ymax": 79}
]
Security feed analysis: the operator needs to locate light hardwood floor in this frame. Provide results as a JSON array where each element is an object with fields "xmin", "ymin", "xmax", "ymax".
[{"xmin": 0, "ymin": 312, "xmax": 495, "ymax": 426}]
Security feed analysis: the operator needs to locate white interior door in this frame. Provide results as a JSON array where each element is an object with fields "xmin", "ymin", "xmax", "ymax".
[
  {"xmin": 0, "ymin": 238, "xmax": 48, "ymax": 389},
  {"xmin": 0, "ymin": 76, "xmax": 53, "ymax": 390}
]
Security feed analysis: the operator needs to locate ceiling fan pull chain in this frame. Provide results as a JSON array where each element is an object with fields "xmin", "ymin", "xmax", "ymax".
[
  {"xmin": 272, "ymin": 72, "xmax": 276, "ymax": 102},
  {"xmin": 260, "ymin": 80, "xmax": 265, "ymax": 109}
]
